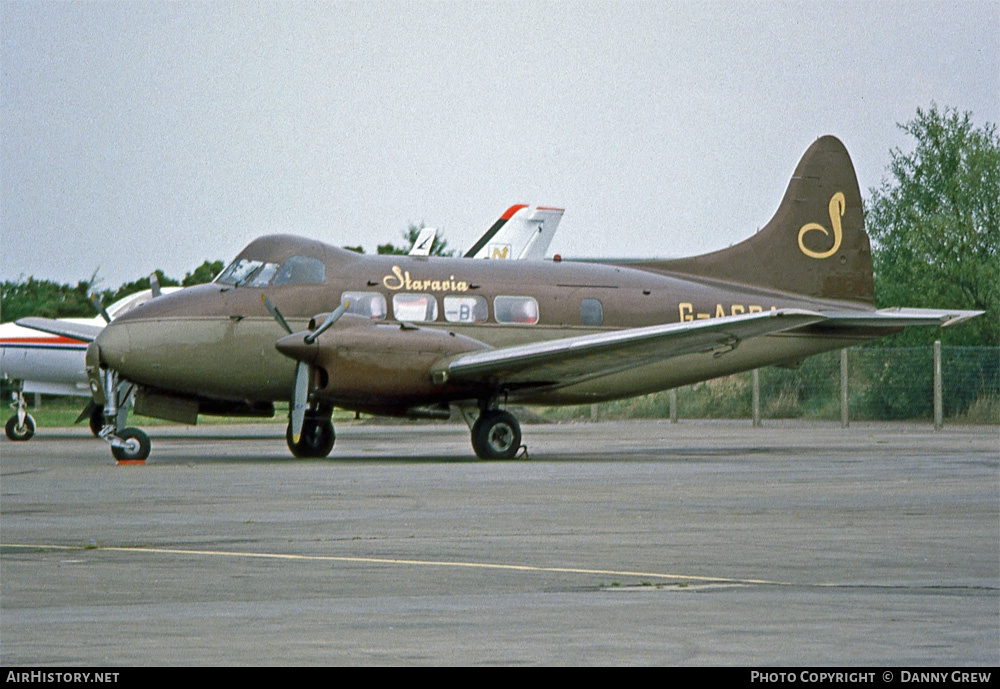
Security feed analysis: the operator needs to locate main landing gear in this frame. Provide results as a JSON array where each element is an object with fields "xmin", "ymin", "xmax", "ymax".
[
  {"xmin": 5, "ymin": 385, "xmax": 35, "ymax": 441},
  {"xmin": 470, "ymin": 408, "xmax": 523, "ymax": 460},
  {"xmin": 286, "ymin": 407, "xmax": 335, "ymax": 458}
]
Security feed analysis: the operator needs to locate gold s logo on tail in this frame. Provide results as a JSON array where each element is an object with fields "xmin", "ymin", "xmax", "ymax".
[{"xmin": 798, "ymin": 192, "xmax": 845, "ymax": 259}]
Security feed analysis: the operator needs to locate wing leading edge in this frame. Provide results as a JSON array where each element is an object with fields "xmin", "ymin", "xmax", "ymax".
[
  {"xmin": 430, "ymin": 307, "xmax": 984, "ymax": 391},
  {"xmin": 431, "ymin": 309, "xmax": 827, "ymax": 388}
]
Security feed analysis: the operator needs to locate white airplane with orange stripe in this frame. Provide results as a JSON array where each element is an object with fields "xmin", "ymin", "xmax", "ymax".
[{"xmin": 1, "ymin": 288, "xmax": 180, "ymax": 440}]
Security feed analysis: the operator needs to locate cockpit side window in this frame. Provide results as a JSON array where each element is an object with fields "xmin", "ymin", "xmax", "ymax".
[{"xmin": 272, "ymin": 256, "xmax": 326, "ymax": 285}]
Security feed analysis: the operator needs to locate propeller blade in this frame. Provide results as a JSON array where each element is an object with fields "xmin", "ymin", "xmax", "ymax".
[
  {"xmin": 290, "ymin": 361, "xmax": 309, "ymax": 442},
  {"xmin": 304, "ymin": 300, "xmax": 350, "ymax": 344},
  {"xmin": 261, "ymin": 295, "xmax": 293, "ymax": 334},
  {"xmin": 150, "ymin": 272, "xmax": 162, "ymax": 298},
  {"xmin": 90, "ymin": 293, "xmax": 111, "ymax": 324}
]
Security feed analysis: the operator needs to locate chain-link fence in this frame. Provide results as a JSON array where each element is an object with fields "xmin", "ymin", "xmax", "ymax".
[{"xmin": 554, "ymin": 345, "xmax": 999, "ymax": 425}]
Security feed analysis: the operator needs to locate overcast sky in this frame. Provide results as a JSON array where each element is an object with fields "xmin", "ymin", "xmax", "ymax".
[{"xmin": 2, "ymin": 0, "xmax": 998, "ymax": 289}]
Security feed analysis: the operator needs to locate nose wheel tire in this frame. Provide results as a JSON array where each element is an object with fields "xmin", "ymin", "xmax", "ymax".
[
  {"xmin": 286, "ymin": 417, "xmax": 335, "ymax": 458},
  {"xmin": 5, "ymin": 414, "xmax": 35, "ymax": 441},
  {"xmin": 471, "ymin": 410, "xmax": 522, "ymax": 460},
  {"xmin": 111, "ymin": 427, "xmax": 151, "ymax": 462}
]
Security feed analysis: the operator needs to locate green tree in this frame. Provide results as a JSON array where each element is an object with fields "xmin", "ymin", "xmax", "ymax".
[
  {"xmin": 377, "ymin": 223, "xmax": 454, "ymax": 256},
  {"xmin": 103, "ymin": 261, "xmax": 222, "ymax": 305},
  {"xmin": 1, "ymin": 276, "xmax": 98, "ymax": 322},
  {"xmin": 182, "ymin": 260, "xmax": 224, "ymax": 286},
  {"xmin": 2, "ymin": 260, "xmax": 224, "ymax": 322},
  {"xmin": 866, "ymin": 104, "xmax": 999, "ymax": 346},
  {"xmin": 107, "ymin": 270, "xmax": 180, "ymax": 304}
]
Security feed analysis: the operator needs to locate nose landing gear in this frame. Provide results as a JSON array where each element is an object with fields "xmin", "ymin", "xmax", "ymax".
[
  {"xmin": 93, "ymin": 368, "xmax": 150, "ymax": 463},
  {"xmin": 110, "ymin": 427, "xmax": 151, "ymax": 463}
]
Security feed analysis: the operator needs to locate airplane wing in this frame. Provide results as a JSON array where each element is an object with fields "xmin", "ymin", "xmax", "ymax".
[
  {"xmin": 431, "ymin": 309, "xmax": 828, "ymax": 388},
  {"xmin": 15, "ymin": 318, "xmax": 104, "ymax": 343},
  {"xmin": 432, "ymin": 306, "xmax": 983, "ymax": 392}
]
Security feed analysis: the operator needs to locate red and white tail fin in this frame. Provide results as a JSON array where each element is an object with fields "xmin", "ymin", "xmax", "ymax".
[{"xmin": 464, "ymin": 205, "xmax": 564, "ymax": 260}]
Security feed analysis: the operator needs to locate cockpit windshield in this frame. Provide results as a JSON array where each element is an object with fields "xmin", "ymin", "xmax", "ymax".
[
  {"xmin": 215, "ymin": 256, "xmax": 326, "ymax": 287},
  {"xmin": 216, "ymin": 259, "xmax": 263, "ymax": 286}
]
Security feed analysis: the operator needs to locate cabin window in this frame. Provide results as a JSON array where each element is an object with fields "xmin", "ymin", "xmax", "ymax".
[
  {"xmin": 443, "ymin": 295, "xmax": 488, "ymax": 323},
  {"xmin": 216, "ymin": 259, "xmax": 263, "ymax": 286},
  {"xmin": 392, "ymin": 293, "xmax": 438, "ymax": 322},
  {"xmin": 580, "ymin": 298, "xmax": 604, "ymax": 326},
  {"xmin": 494, "ymin": 296, "xmax": 539, "ymax": 325},
  {"xmin": 341, "ymin": 292, "xmax": 387, "ymax": 320},
  {"xmin": 272, "ymin": 256, "xmax": 326, "ymax": 285}
]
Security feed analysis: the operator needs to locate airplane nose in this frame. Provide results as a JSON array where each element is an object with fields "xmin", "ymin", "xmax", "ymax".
[
  {"xmin": 94, "ymin": 320, "xmax": 131, "ymax": 369},
  {"xmin": 275, "ymin": 333, "xmax": 317, "ymax": 364}
]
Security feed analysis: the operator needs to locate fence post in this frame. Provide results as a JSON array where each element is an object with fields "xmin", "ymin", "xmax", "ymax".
[
  {"xmin": 840, "ymin": 348, "xmax": 849, "ymax": 428},
  {"xmin": 752, "ymin": 368, "xmax": 761, "ymax": 427},
  {"xmin": 934, "ymin": 340, "xmax": 943, "ymax": 431},
  {"xmin": 669, "ymin": 388, "xmax": 678, "ymax": 424}
]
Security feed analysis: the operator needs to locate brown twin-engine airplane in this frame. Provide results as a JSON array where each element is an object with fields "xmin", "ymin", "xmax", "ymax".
[{"xmin": 28, "ymin": 136, "xmax": 981, "ymax": 462}]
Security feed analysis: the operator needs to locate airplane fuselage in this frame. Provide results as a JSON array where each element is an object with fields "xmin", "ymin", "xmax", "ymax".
[{"xmin": 96, "ymin": 240, "xmax": 879, "ymax": 416}]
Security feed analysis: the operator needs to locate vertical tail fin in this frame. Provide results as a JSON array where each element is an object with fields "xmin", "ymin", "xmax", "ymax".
[
  {"xmin": 408, "ymin": 227, "xmax": 438, "ymax": 256},
  {"xmin": 651, "ymin": 136, "xmax": 875, "ymax": 305},
  {"xmin": 465, "ymin": 204, "xmax": 564, "ymax": 260}
]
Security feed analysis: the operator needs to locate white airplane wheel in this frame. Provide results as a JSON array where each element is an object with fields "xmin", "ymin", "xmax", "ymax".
[{"xmin": 5, "ymin": 414, "xmax": 35, "ymax": 441}]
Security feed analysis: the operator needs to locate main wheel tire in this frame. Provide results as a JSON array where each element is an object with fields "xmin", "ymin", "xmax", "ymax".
[
  {"xmin": 89, "ymin": 404, "xmax": 105, "ymax": 437},
  {"xmin": 286, "ymin": 417, "xmax": 335, "ymax": 458},
  {"xmin": 471, "ymin": 410, "xmax": 521, "ymax": 460},
  {"xmin": 5, "ymin": 414, "xmax": 35, "ymax": 441},
  {"xmin": 111, "ymin": 427, "xmax": 151, "ymax": 462}
]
